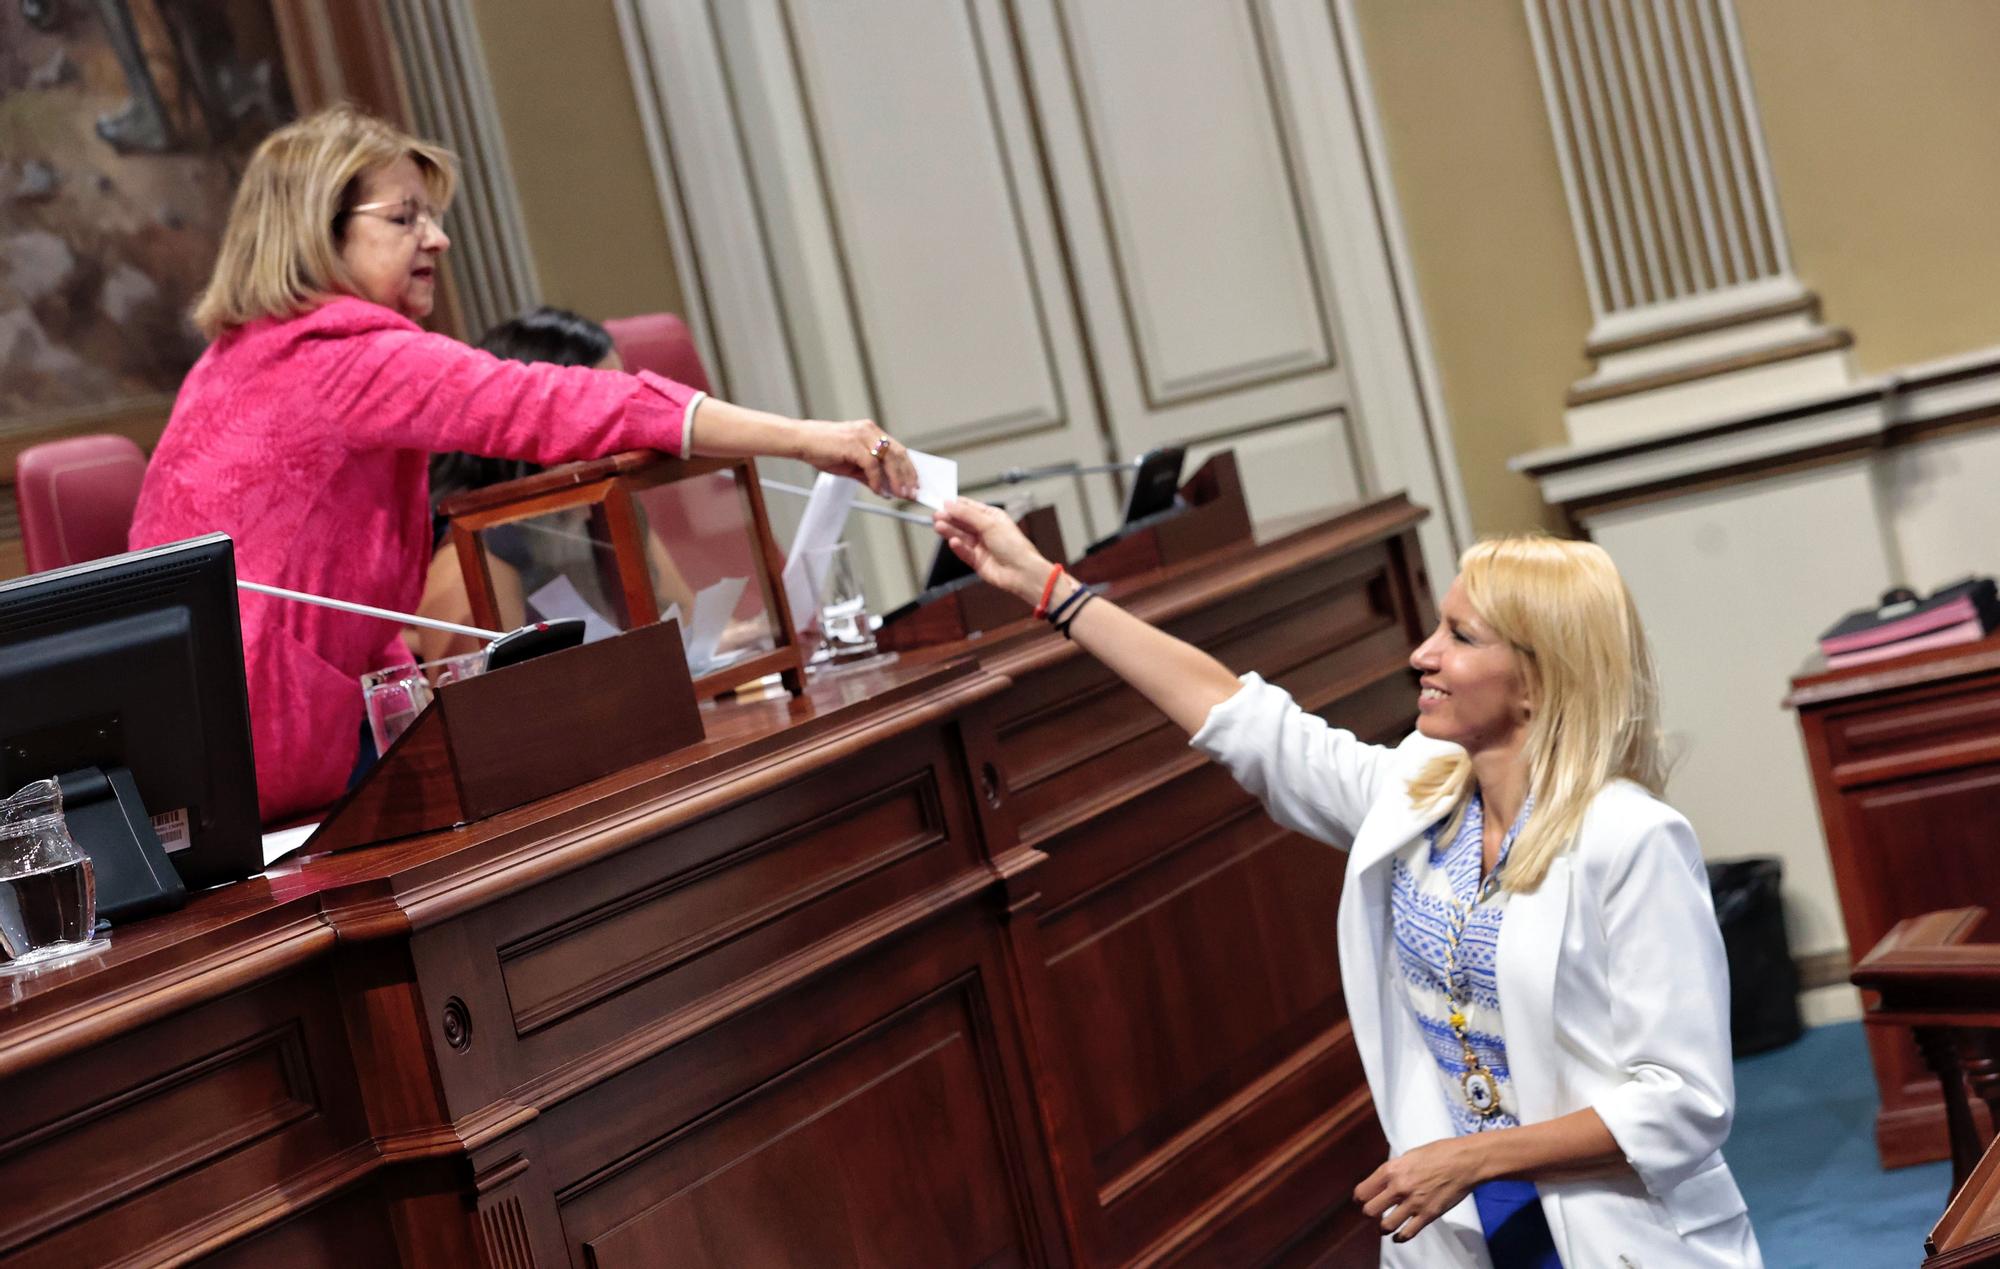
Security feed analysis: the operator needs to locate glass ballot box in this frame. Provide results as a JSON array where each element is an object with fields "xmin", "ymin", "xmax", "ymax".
[{"xmin": 438, "ymin": 452, "xmax": 806, "ymax": 698}]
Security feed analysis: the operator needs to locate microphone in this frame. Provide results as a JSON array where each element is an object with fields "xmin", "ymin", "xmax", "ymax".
[
  {"xmin": 965, "ymin": 458, "xmax": 1141, "ymax": 493},
  {"xmin": 236, "ymin": 580, "xmax": 586, "ymax": 670},
  {"xmin": 238, "ymin": 578, "xmax": 506, "ymax": 640}
]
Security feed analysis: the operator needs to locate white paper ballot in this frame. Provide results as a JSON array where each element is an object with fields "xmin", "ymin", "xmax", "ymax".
[
  {"xmin": 783, "ymin": 474, "xmax": 859, "ymax": 633},
  {"xmin": 686, "ymin": 575, "xmax": 749, "ymax": 673},
  {"xmin": 906, "ymin": 447, "xmax": 958, "ymax": 512},
  {"xmin": 261, "ymin": 822, "xmax": 318, "ymax": 867},
  {"xmin": 526, "ymin": 574, "xmax": 621, "ymax": 645}
]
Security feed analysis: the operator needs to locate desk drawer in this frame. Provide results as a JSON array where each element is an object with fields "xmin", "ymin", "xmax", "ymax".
[{"xmin": 1822, "ymin": 675, "xmax": 2000, "ymax": 785}]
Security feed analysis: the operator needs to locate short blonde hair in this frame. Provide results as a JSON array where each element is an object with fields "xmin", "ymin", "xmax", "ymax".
[
  {"xmin": 1407, "ymin": 535, "xmax": 1667, "ymax": 892},
  {"xmin": 193, "ymin": 104, "xmax": 456, "ymax": 338}
]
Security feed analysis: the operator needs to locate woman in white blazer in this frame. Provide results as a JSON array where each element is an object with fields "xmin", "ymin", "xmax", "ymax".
[{"xmin": 932, "ymin": 501, "xmax": 1762, "ymax": 1268}]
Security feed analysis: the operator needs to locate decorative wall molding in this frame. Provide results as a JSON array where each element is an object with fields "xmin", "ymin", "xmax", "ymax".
[
  {"xmin": 1523, "ymin": 0, "xmax": 1849, "ymax": 447},
  {"xmin": 1512, "ymin": 344, "xmax": 2000, "ymax": 514},
  {"xmin": 384, "ymin": 0, "xmax": 540, "ymax": 338}
]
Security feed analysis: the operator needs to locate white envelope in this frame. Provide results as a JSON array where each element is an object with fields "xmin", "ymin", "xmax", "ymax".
[
  {"xmin": 906, "ymin": 447, "xmax": 958, "ymax": 512},
  {"xmin": 783, "ymin": 474, "xmax": 859, "ymax": 633},
  {"xmin": 526, "ymin": 574, "xmax": 621, "ymax": 645},
  {"xmin": 686, "ymin": 575, "xmax": 749, "ymax": 674}
]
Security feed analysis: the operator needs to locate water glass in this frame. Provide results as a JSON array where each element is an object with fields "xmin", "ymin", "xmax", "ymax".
[
  {"xmin": 361, "ymin": 662, "xmax": 434, "ymax": 753},
  {"xmin": 0, "ymin": 779, "xmax": 100, "ymax": 969},
  {"xmin": 427, "ymin": 649, "xmax": 488, "ymax": 688},
  {"xmin": 807, "ymin": 543, "xmax": 875, "ymax": 657},
  {"xmin": 362, "ymin": 651, "xmax": 490, "ymax": 753}
]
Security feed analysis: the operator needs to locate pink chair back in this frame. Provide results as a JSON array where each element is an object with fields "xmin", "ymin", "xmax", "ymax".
[
  {"xmin": 602, "ymin": 313, "xmax": 713, "ymax": 394},
  {"xmin": 601, "ymin": 313, "xmax": 763, "ymax": 616},
  {"xmin": 14, "ymin": 434, "xmax": 149, "ymax": 573}
]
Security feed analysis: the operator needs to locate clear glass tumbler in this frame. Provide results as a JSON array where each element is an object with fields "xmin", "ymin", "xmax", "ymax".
[
  {"xmin": 361, "ymin": 662, "xmax": 435, "ymax": 754},
  {"xmin": 807, "ymin": 542, "xmax": 876, "ymax": 658},
  {"xmin": 0, "ymin": 779, "xmax": 100, "ymax": 969}
]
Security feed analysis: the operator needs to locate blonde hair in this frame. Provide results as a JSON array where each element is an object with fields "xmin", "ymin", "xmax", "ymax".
[
  {"xmin": 1406, "ymin": 535, "xmax": 1666, "ymax": 892},
  {"xmin": 193, "ymin": 104, "xmax": 456, "ymax": 338}
]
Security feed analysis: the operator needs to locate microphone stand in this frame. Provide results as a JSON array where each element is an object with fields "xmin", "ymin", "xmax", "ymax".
[
  {"xmin": 962, "ymin": 458, "xmax": 1139, "ymax": 494},
  {"xmin": 237, "ymin": 579, "xmax": 507, "ymax": 641}
]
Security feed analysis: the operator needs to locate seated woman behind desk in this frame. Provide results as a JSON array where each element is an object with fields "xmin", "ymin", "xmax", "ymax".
[
  {"xmin": 413, "ymin": 306, "xmax": 699, "ymax": 662},
  {"xmin": 130, "ymin": 105, "xmax": 917, "ymax": 825}
]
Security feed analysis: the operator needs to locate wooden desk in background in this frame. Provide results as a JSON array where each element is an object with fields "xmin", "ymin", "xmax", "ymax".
[
  {"xmin": 1791, "ymin": 632, "xmax": 2000, "ymax": 1169},
  {"xmin": 0, "ymin": 495, "xmax": 1433, "ymax": 1268}
]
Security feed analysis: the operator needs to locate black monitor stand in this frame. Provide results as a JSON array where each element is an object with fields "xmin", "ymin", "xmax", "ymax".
[{"xmin": 55, "ymin": 766, "xmax": 187, "ymax": 923}]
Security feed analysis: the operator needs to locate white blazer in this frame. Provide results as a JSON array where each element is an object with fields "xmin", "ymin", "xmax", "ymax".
[{"xmin": 1193, "ymin": 675, "xmax": 1762, "ymax": 1268}]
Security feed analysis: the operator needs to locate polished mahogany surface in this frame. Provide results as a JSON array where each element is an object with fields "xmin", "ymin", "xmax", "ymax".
[
  {"xmin": 0, "ymin": 494, "xmax": 1432, "ymax": 1267},
  {"xmin": 1791, "ymin": 632, "xmax": 2000, "ymax": 1169}
]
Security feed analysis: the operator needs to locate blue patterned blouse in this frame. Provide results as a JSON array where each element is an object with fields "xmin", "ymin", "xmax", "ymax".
[{"xmin": 1389, "ymin": 791, "xmax": 1535, "ymax": 1136}]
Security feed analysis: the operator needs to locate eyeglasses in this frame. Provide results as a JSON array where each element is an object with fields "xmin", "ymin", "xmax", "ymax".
[{"xmin": 339, "ymin": 197, "xmax": 447, "ymax": 236}]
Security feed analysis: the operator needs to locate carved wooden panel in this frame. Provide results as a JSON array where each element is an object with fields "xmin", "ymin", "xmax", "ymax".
[
  {"xmin": 0, "ymin": 967, "xmax": 366, "ymax": 1268},
  {"xmin": 193, "ymin": 1182, "xmax": 401, "ymax": 1269},
  {"xmin": 421, "ymin": 722, "xmax": 990, "ymax": 1119},
  {"xmin": 496, "ymin": 770, "xmax": 949, "ymax": 1037},
  {"xmin": 1823, "ymin": 679, "xmax": 2000, "ymax": 779},
  {"xmin": 543, "ymin": 907, "xmax": 1056, "ymax": 1268}
]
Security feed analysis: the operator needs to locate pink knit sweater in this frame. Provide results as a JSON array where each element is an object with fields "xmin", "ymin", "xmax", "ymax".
[{"xmin": 129, "ymin": 297, "xmax": 696, "ymax": 824}]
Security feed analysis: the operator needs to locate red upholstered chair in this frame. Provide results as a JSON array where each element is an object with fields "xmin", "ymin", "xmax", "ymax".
[
  {"xmin": 602, "ymin": 312, "xmax": 712, "ymax": 394},
  {"xmin": 13, "ymin": 434, "xmax": 149, "ymax": 574},
  {"xmin": 598, "ymin": 314, "xmax": 761, "ymax": 613}
]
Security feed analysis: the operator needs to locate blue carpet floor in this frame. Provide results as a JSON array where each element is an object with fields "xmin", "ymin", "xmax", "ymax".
[{"xmin": 1732, "ymin": 1021, "xmax": 1950, "ymax": 1267}]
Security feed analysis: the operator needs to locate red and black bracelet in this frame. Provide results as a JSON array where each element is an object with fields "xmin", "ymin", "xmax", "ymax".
[{"xmin": 1031, "ymin": 563, "xmax": 1064, "ymax": 620}]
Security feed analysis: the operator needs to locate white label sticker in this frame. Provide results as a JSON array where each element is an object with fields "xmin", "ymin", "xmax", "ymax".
[{"xmin": 151, "ymin": 807, "xmax": 191, "ymax": 853}]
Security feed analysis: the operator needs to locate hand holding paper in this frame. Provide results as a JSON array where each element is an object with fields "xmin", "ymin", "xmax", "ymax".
[{"xmin": 904, "ymin": 447, "xmax": 957, "ymax": 512}]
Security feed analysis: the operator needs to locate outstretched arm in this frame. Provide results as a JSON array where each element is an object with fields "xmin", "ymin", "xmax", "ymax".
[
  {"xmin": 936, "ymin": 498, "xmax": 1400, "ymax": 845},
  {"xmin": 932, "ymin": 498, "xmax": 1241, "ymax": 735},
  {"xmin": 686, "ymin": 397, "xmax": 918, "ymax": 500},
  {"xmin": 323, "ymin": 317, "xmax": 920, "ymax": 499}
]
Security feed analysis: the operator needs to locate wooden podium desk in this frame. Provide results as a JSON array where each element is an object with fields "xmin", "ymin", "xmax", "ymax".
[
  {"xmin": 0, "ymin": 495, "xmax": 1432, "ymax": 1268},
  {"xmin": 1790, "ymin": 632, "xmax": 2000, "ymax": 1168}
]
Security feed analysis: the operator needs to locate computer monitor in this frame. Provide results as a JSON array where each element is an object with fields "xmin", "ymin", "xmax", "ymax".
[
  {"xmin": 923, "ymin": 535, "xmax": 977, "ymax": 591},
  {"xmin": 0, "ymin": 532, "xmax": 261, "ymax": 923},
  {"xmin": 1120, "ymin": 445, "xmax": 1186, "ymax": 526},
  {"xmin": 1084, "ymin": 446, "xmax": 1187, "ymax": 555}
]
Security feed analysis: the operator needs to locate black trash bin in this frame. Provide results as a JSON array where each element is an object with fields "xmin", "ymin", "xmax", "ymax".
[{"xmin": 1706, "ymin": 857, "xmax": 1803, "ymax": 1056}]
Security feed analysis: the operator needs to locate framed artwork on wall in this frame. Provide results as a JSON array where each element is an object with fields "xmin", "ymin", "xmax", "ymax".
[{"xmin": 0, "ymin": 0, "xmax": 408, "ymax": 577}]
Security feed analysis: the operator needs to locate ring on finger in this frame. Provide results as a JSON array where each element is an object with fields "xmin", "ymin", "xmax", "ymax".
[{"xmin": 870, "ymin": 435, "xmax": 893, "ymax": 458}]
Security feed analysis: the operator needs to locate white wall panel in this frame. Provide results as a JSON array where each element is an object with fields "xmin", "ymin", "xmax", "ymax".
[
  {"xmin": 1053, "ymin": 0, "xmax": 1333, "ymax": 405},
  {"xmin": 782, "ymin": 1, "xmax": 1065, "ymax": 446},
  {"xmin": 1585, "ymin": 462, "xmax": 1894, "ymax": 961}
]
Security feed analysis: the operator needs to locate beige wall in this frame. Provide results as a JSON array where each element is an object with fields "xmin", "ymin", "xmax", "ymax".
[
  {"xmin": 1355, "ymin": 0, "xmax": 2000, "ymax": 537},
  {"xmin": 1349, "ymin": 0, "xmax": 1586, "ymax": 538},
  {"xmin": 462, "ymin": 1, "xmax": 2000, "ymax": 517},
  {"xmin": 469, "ymin": 0, "xmax": 687, "ymax": 325},
  {"xmin": 1737, "ymin": 0, "xmax": 2000, "ymax": 375}
]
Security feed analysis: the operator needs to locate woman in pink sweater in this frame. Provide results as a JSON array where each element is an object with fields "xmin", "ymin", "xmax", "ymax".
[{"xmin": 130, "ymin": 106, "xmax": 917, "ymax": 824}]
